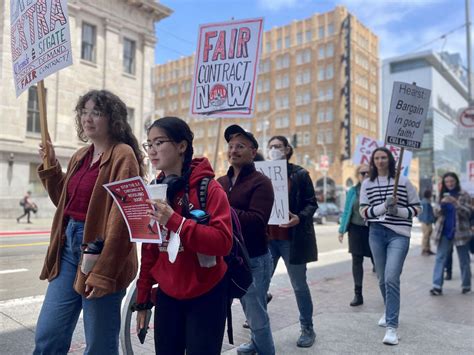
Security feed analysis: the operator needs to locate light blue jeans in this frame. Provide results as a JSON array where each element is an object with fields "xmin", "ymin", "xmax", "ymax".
[
  {"xmin": 432, "ymin": 236, "xmax": 471, "ymax": 291},
  {"xmin": 34, "ymin": 219, "xmax": 125, "ymax": 355},
  {"xmin": 269, "ymin": 240, "xmax": 313, "ymax": 329},
  {"xmin": 369, "ymin": 223, "xmax": 410, "ymax": 329},
  {"xmin": 240, "ymin": 250, "xmax": 275, "ymax": 355}
]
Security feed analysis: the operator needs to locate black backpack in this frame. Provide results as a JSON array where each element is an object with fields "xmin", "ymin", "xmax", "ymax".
[{"xmin": 198, "ymin": 177, "xmax": 253, "ymax": 344}]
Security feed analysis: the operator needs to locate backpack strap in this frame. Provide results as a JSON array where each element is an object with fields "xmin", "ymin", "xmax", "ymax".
[{"xmin": 198, "ymin": 177, "xmax": 211, "ymax": 210}]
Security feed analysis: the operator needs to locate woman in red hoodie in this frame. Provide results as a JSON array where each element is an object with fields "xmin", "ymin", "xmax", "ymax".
[{"xmin": 136, "ymin": 116, "xmax": 233, "ymax": 354}]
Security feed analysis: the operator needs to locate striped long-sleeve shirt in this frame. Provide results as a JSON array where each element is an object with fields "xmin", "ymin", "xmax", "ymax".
[{"xmin": 359, "ymin": 175, "xmax": 421, "ymax": 237}]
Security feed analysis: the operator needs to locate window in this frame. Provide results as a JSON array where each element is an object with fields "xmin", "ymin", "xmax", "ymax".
[
  {"xmin": 266, "ymin": 41, "xmax": 271, "ymax": 53},
  {"xmin": 297, "ymin": 32, "xmax": 303, "ymax": 45},
  {"xmin": 126, "ymin": 107, "xmax": 135, "ymax": 130},
  {"xmin": 356, "ymin": 94, "xmax": 369, "ymax": 109},
  {"xmin": 276, "ymin": 116, "xmax": 289, "ymax": 128},
  {"xmin": 285, "ymin": 36, "xmax": 290, "ymax": 48},
  {"xmin": 318, "ymin": 67, "xmax": 325, "ymax": 81},
  {"xmin": 81, "ymin": 22, "xmax": 96, "ymax": 62},
  {"xmin": 318, "ymin": 26, "xmax": 325, "ymax": 39},
  {"xmin": 276, "ymin": 54, "xmax": 290, "ymax": 69},
  {"xmin": 326, "ymin": 64, "xmax": 334, "ymax": 79},
  {"xmin": 276, "ymin": 95, "xmax": 289, "ymax": 109},
  {"xmin": 296, "ymin": 112, "xmax": 311, "ymax": 126},
  {"xmin": 318, "ymin": 46, "xmax": 325, "ymax": 59},
  {"xmin": 355, "ymin": 114, "xmax": 369, "ymax": 129},
  {"xmin": 305, "ymin": 30, "xmax": 312, "ymax": 42},
  {"xmin": 27, "ymin": 86, "xmax": 41, "ymax": 133},
  {"xmin": 327, "ymin": 23, "xmax": 334, "ymax": 35},
  {"xmin": 276, "ymin": 38, "xmax": 282, "ymax": 50},
  {"xmin": 259, "ymin": 59, "xmax": 271, "ymax": 73},
  {"xmin": 326, "ymin": 43, "xmax": 334, "ymax": 57},
  {"xmin": 276, "ymin": 74, "xmax": 289, "ymax": 89},
  {"xmin": 123, "ymin": 38, "xmax": 136, "ymax": 74},
  {"xmin": 318, "ymin": 107, "xmax": 334, "ymax": 122},
  {"xmin": 303, "ymin": 132, "xmax": 311, "ymax": 145}
]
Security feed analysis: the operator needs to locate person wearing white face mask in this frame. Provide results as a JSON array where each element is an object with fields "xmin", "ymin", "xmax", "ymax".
[{"xmin": 266, "ymin": 136, "xmax": 318, "ymax": 348}]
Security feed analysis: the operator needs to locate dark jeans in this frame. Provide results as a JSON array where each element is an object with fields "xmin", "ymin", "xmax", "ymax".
[
  {"xmin": 445, "ymin": 244, "xmax": 454, "ymax": 275},
  {"xmin": 154, "ymin": 275, "xmax": 228, "ymax": 355},
  {"xmin": 17, "ymin": 208, "xmax": 31, "ymax": 222}
]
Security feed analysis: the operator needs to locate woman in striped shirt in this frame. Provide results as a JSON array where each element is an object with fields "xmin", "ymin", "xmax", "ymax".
[{"xmin": 359, "ymin": 147, "xmax": 421, "ymax": 346}]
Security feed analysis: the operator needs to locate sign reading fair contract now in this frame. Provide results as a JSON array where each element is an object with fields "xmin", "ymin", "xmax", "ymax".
[
  {"xmin": 10, "ymin": 0, "xmax": 73, "ymax": 97},
  {"xmin": 190, "ymin": 18, "xmax": 263, "ymax": 117},
  {"xmin": 385, "ymin": 82, "xmax": 431, "ymax": 149}
]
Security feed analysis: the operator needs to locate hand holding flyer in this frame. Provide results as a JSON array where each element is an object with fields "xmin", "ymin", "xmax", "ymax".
[{"xmin": 103, "ymin": 177, "xmax": 167, "ymax": 244}]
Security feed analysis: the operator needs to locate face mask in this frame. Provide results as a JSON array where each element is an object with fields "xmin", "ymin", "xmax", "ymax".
[{"xmin": 268, "ymin": 147, "xmax": 284, "ymax": 161}]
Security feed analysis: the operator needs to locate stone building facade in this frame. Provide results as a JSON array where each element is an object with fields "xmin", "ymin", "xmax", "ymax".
[{"xmin": 0, "ymin": 0, "xmax": 172, "ymax": 217}]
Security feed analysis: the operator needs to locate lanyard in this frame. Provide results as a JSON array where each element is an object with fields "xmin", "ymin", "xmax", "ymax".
[{"xmin": 376, "ymin": 177, "xmax": 391, "ymax": 202}]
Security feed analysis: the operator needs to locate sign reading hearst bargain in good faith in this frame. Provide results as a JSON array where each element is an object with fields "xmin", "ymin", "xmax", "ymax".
[
  {"xmin": 190, "ymin": 18, "xmax": 264, "ymax": 118},
  {"xmin": 10, "ymin": 0, "xmax": 73, "ymax": 97}
]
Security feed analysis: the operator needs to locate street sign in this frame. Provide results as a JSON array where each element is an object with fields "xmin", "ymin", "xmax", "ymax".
[
  {"xmin": 190, "ymin": 17, "xmax": 264, "ymax": 118},
  {"xmin": 460, "ymin": 107, "xmax": 474, "ymax": 128},
  {"xmin": 385, "ymin": 82, "xmax": 431, "ymax": 149}
]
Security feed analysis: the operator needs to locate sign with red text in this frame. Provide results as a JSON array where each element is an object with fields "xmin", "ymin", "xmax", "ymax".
[
  {"xmin": 385, "ymin": 82, "xmax": 431, "ymax": 149},
  {"xmin": 104, "ymin": 177, "xmax": 162, "ymax": 244},
  {"xmin": 353, "ymin": 135, "xmax": 412, "ymax": 176},
  {"xmin": 255, "ymin": 160, "xmax": 289, "ymax": 225},
  {"xmin": 190, "ymin": 18, "xmax": 263, "ymax": 117},
  {"xmin": 10, "ymin": 0, "xmax": 73, "ymax": 97}
]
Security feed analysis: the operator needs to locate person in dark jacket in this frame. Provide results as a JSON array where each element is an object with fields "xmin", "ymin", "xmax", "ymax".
[
  {"xmin": 338, "ymin": 164, "xmax": 373, "ymax": 307},
  {"xmin": 217, "ymin": 125, "xmax": 275, "ymax": 355},
  {"xmin": 266, "ymin": 136, "xmax": 318, "ymax": 348},
  {"xmin": 419, "ymin": 189, "xmax": 435, "ymax": 255}
]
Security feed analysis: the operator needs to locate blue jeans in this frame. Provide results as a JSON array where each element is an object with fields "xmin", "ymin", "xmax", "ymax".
[
  {"xmin": 34, "ymin": 219, "xmax": 125, "ymax": 355},
  {"xmin": 240, "ymin": 250, "xmax": 275, "ymax": 355},
  {"xmin": 369, "ymin": 224, "xmax": 410, "ymax": 328},
  {"xmin": 269, "ymin": 240, "xmax": 313, "ymax": 328},
  {"xmin": 433, "ymin": 236, "xmax": 472, "ymax": 291}
]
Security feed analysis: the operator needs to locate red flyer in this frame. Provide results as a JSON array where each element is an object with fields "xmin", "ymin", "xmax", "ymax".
[{"xmin": 103, "ymin": 177, "xmax": 163, "ymax": 243}]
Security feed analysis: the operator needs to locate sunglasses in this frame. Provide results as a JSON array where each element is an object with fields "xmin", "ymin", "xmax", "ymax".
[{"xmin": 359, "ymin": 171, "xmax": 369, "ymax": 176}]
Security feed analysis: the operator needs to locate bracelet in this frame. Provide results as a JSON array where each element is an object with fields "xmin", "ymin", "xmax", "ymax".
[{"xmin": 131, "ymin": 302, "xmax": 154, "ymax": 312}]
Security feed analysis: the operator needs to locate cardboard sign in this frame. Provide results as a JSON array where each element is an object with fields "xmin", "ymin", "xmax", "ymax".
[
  {"xmin": 385, "ymin": 82, "xmax": 431, "ymax": 149},
  {"xmin": 190, "ymin": 18, "xmax": 263, "ymax": 117},
  {"xmin": 10, "ymin": 0, "xmax": 73, "ymax": 97},
  {"xmin": 104, "ymin": 177, "xmax": 162, "ymax": 244},
  {"xmin": 353, "ymin": 135, "xmax": 412, "ymax": 176},
  {"xmin": 255, "ymin": 160, "xmax": 289, "ymax": 225}
]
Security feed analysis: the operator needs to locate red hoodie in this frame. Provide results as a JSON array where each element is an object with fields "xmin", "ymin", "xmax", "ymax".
[{"xmin": 136, "ymin": 157, "xmax": 233, "ymax": 302}]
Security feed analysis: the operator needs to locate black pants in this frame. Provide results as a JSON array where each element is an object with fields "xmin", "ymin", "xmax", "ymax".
[
  {"xmin": 17, "ymin": 208, "xmax": 31, "ymax": 222},
  {"xmin": 352, "ymin": 254, "xmax": 374, "ymax": 289},
  {"xmin": 154, "ymin": 276, "xmax": 228, "ymax": 355}
]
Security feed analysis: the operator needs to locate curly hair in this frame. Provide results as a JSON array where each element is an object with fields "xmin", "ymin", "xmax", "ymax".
[
  {"xmin": 368, "ymin": 147, "xmax": 396, "ymax": 181},
  {"xmin": 74, "ymin": 90, "xmax": 145, "ymax": 177}
]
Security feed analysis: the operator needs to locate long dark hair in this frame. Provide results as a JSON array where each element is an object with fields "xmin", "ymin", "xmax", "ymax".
[
  {"xmin": 268, "ymin": 135, "xmax": 294, "ymax": 160},
  {"xmin": 147, "ymin": 117, "xmax": 194, "ymax": 214},
  {"xmin": 439, "ymin": 172, "xmax": 461, "ymax": 201},
  {"xmin": 74, "ymin": 90, "xmax": 145, "ymax": 176},
  {"xmin": 369, "ymin": 147, "xmax": 396, "ymax": 181}
]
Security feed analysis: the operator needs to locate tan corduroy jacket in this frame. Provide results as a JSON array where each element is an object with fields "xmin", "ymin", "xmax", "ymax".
[{"xmin": 38, "ymin": 143, "xmax": 139, "ymax": 296}]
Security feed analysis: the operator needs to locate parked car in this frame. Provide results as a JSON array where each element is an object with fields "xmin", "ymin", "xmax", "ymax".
[{"xmin": 313, "ymin": 202, "xmax": 341, "ymax": 224}]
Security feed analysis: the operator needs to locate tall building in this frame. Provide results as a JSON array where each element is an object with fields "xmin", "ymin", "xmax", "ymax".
[
  {"xmin": 0, "ymin": 0, "xmax": 172, "ymax": 217},
  {"xmin": 382, "ymin": 50, "xmax": 470, "ymax": 195},
  {"xmin": 153, "ymin": 6, "xmax": 379, "ymax": 202}
]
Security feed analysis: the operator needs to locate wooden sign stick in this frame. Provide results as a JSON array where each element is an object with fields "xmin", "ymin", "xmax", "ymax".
[
  {"xmin": 212, "ymin": 117, "xmax": 223, "ymax": 170},
  {"xmin": 37, "ymin": 80, "xmax": 50, "ymax": 169},
  {"xmin": 393, "ymin": 147, "xmax": 404, "ymax": 197}
]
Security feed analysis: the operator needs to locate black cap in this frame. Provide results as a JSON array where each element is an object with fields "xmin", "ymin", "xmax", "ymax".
[{"xmin": 224, "ymin": 124, "xmax": 259, "ymax": 149}]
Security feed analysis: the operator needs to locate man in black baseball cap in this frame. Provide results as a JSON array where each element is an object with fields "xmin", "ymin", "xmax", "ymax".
[
  {"xmin": 224, "ymin": 124, "xmax": 259, "ymax": 149},
  {"xmin": 218, "ymin": 125, "xmax": 276, "ymax": 354}
]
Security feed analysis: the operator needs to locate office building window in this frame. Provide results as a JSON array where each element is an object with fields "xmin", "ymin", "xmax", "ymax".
[
  {"xmin": 305, "ymin": 30, "xmax": 312, "ymax": 42},
  {"xmin": 126, "ymin": 107, "xmax": 135, "ymax": 131},
  {"xmin": 266, "ymin": 41, "xmax": 271, "ymax": 53},
  {"xmin": 326, "ymin": 64, "xmax": 334, "ymax": 79},
  {"xmin": 27, "ymin": 86, "xmax": 41, "ymax": 133},
  {"xmin": 277, "ymin": 38, "xmax": 282, "ymax": 50},
  {"xmin": 327, "ymin": 23, "xmax": 334, "ymax": 35},
  {"xmin": 318, "ymin": 26, "xmax": 325, "ymax": 39},
  {"xmin": 318, "ymin": 67, "xmax": 325, "ymax": 81},
  {"xmin": 326, "ymin": 43, "xmax": 334, "ymax": 57},
  {"xmin": 297, "ymin": 32, "xmax": 303, "ymax": 45},
  {"xmin": 81, "ymin": 22, "xmax": 96, "ymax": 62},
  {"xmin": 285, "ymin": 36, "xmax": 290, "ymax": 48},
  {"xmin": 123, "ymin": 38, "xmax": 136, "ymax": 74}
]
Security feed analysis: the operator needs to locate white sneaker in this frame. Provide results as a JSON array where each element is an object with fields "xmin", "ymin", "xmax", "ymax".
[
  {"xmin": 383, "ymin": 327, "xmax": 399, "ymax": 345},
  {"xmin": 378, "ymin": 314, "xmax": 386, "ymax": 327}
]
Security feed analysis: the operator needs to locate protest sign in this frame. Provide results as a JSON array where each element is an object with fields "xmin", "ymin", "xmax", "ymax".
[
  {"xmin": 255, "ymin": 160, "xmax": 289, "ymax": 225},
  {"xmin": 10, "ymin": 0, "xmax": 73, "ymax": 97},
  {"xmin": 190, "ymin": 17, "xmax": 263, "ymax": 117},
  {"xmin": 385, "ymin": 82, "xmax": 431, "ymax": 149},
  {"xmin": 104, "ymin": 177, "xmax": 162, "ymax": 244},
  {"xmin": 352, "ymin": 135, "xmax": 413, "ymax": 176}
]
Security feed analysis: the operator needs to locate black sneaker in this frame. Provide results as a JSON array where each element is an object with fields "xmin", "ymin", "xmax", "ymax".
[
  {"xmin": 430, "ymin": 288, "xmax": 442, "ymax": 296},
  {"xmin": 445, "ymin": 272, "xmax": 452, "ymax": 280},
  {"xmin": 462, "ymin": 288, "xmax": 471, "ymax": 294},
  {"xmin": 266, "ymin": 292, "xmax": 273, "ymax": 304},
  {"xmin": 297, "ymin": 327, "xmax": 316, "ymax": 348}
]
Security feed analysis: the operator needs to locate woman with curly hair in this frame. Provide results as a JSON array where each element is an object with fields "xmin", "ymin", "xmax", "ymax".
[{"xmin": 34, "ymin": 90, "xmax": 144, "ymax": 354}]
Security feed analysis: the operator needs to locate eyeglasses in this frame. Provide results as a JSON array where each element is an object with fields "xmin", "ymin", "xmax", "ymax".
[
  {"xmin": 359, "ymin": 171, "xmax": 369, "ymax": 176},
  {"xmin": 80, "ymin": 109, "xmax": 102, "ymax": 119},
  {"xmin": 142, "ymin": 140, "xmax": 173, "ymax": 151}
]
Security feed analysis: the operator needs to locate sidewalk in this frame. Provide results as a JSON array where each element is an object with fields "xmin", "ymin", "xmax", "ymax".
[
  {"xmin": 1, "ymin": 224, "xmax": 473, "ymax": 354},
  {"xmin": 0, "ymin": 217, "xmax": 52, "ymax": 234}
]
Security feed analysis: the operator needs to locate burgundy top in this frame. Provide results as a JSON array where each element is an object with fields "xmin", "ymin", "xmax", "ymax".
[{"xmin": 64, "ymin": 147, "xmax": 101, "ymax": 221}]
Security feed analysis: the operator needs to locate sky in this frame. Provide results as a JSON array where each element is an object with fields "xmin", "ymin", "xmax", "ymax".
[{"xmin": 154, "ymin": 0, "xmax": 472, "ymax": 67}]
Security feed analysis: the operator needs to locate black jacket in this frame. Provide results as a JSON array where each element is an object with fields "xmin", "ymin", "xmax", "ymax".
[{"xmin": 287, "ymin": 164, "xmax": 318, "ymax": 264}]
